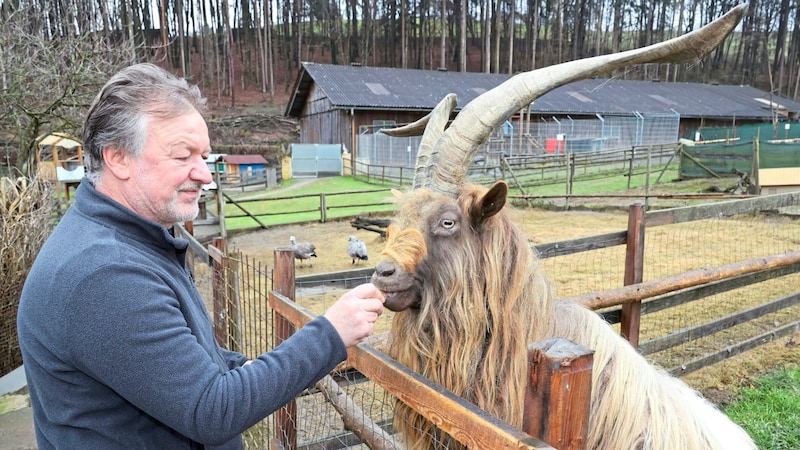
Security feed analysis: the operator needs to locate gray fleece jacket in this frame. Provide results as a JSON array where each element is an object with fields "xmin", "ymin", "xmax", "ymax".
[{"xmin": 17, "ymin": 179, "xmax": 347, "ymax": 449}]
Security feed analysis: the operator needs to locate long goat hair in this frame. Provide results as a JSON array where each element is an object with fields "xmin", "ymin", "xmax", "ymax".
[
  {"xmin": 384, "ymin": 185, "xmax": 550, "ymax": 448},
  {"xmin": 370, "ymin": 5, "xmax": 756, "ymax": 448},
  {"xmin": 374, "ymin": 184, "xmax": 756, "ymax": 450}
]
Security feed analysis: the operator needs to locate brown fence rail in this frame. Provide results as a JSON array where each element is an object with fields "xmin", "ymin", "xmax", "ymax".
[{"xmin": 177, "ymin": 190, "xmax": 800, "ymax": 449}]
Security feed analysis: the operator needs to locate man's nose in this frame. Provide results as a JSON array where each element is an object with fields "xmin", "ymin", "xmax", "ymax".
[{"xmin": 193, "ymin": 156, "xmax": 213, "ymax": 184}]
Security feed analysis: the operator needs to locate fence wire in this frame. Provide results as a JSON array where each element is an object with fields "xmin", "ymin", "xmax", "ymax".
[{"xmin": 185, "ymin": 193, "xmax": 800, "ymax": 448}]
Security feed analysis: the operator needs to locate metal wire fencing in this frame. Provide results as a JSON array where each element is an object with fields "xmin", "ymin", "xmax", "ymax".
[{"xmin": 181, "ymin": 191, "xmax": 800, "ymax": 448}]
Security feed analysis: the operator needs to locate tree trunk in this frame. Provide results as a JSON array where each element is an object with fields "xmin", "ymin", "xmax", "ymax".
[
  {"xmin": 507, "ymin": 0, "xmax": 514, "ymax": 73},
  {"xmin": 440, "ymin": 0, "xmax": 446, "ymax": 69},
  {"xmin": 459, "ymin": 0, "xmax": 467, "ymax": 71},
  {"xmin": 483, "ymin": 0, "xmax": 491, "ymax": 72}
]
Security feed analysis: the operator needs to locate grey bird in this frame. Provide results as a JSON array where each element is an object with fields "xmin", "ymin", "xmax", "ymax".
[
  {"xmin": 289, "ymin": 236, "xmax": 317, "ymax": 267},
  {"xmin": 347, "ymin": 235, "xmax": 369, "ymax": 264}
]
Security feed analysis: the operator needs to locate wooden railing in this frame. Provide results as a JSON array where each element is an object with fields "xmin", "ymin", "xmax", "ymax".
[{"xmin": 268, "ymin": 247, "xmax": 592, "ymax": 450}]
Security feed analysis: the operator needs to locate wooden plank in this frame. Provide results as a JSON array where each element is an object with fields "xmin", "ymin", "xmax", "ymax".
[
  {"xmin": 269, "ymin": 291, "xmax": 554, "ymax": 449},
  {"xmin": 523, "ymin": 339, "xmax": 593, "ymax": 450},
  {"xmin": 567, "ymin": 250, "xmax": 800, "ymax": 310},
  {"xmin": 534, "ymin": 231, "xmax": 627, "ymax": 258},
  {"xmin": 175, "ymin": 223, "xmax": 211, "ymax": 263},
  {"xmin": 640, "ymin": 291, "xmax": 800, "ymax": 355},
  {"xmin": 208, "ymin": 242, "xmax": 225, "ymax": 264},
  {"xmin": 679, "ymin": 148, "xmax": 722, "ymax": 178},
  {"xmin": 646, "ymin": 191, "xmax": 800, "ymax": 227},
  {"xmin": 669, "ymin": 320, "xmax": 800, "ymax": 375},
  {"xmin": 314, "ymin": 376, "xmax": 400, "ymax": 450},
  {"xmin": 221, "ymin": 191, "xmax": 269, "ymax": 229},
  {"xmin": 349, "ymin": 342, "xmax": 554, "ymax": 449},
  {"xmin": 641, "ymin": 262, "xmax": 800, "ymax": 316},
  {"xmin": 599, "ymin": 261, "xmax": 800, "ymax": 325}
]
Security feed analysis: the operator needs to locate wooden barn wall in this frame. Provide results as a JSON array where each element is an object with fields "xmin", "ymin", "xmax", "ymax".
[
  {"xmin": 298, "ymin": 84, "xmax": 349, "ymax": 146},
  {"xmin": 299, "ymin": 84, "xmax": 432, "ymax": 158}
]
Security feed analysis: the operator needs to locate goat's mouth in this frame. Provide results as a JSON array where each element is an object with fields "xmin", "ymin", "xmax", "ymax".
[
  {"xmin": 381, "ymin": 290, "xmax": 421, "ymax": 312},
  {"xmin": 371, "ymin": 274, "xmax": 422, "ymax": 312}
]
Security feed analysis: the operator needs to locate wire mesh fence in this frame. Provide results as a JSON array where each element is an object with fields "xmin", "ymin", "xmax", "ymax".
[
  {"xmin": 356, "ymin": 112, "xmax": 680, "ymax": 171},
  {"xmin": 182, "ymin": 191, "xmax": 800, "ymax": 448}
]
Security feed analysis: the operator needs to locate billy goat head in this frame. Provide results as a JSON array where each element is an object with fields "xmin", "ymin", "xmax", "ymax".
[{"xmin": 371, "ymin": 4, "xmax": 756, "ymax": 450}]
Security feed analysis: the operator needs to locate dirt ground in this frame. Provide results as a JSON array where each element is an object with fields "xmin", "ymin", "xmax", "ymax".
[
  {"xmin": 227, "ymin": 193, "xmax": 800, "ymax": 409},
  {"xmin": 227, "ymin": 204, "xmax": 632, "ymax": 274}
]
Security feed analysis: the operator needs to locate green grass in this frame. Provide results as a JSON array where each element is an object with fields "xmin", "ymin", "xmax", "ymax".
[
  {"xmin": 221, "ymin": 177, "xmax": 398, "ymax": 230},
  {"xmin": 725, "ymin": 367, "xmax": 800, "ymax": 449},
  {"xmin": 516, "ymin": 167, "xmax": 682, "ymax": 196},
  {"xmin": 219, "ymin": 168, "xmax": 722, "ymax": 231}
]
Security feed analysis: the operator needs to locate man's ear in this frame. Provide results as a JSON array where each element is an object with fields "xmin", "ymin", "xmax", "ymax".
[{"xmin": 102, "ymin": 147, "xmax": 132, "ymax": 180}]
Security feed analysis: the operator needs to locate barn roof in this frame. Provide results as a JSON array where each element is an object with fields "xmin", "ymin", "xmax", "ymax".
[
  {"xmin": 285, "ymin": 63, "xmax": 800, "ymax": 121},
  {"xmin": 285, "ymin": 62, "xmax": 511, "ymax": 117},
  {"xmin": 529, "ymin": 78, "xmax": 800, "ymax": 120},
  {"xmin": 222, "ymin": 154, "xmax": 268, "ymax": 165}
]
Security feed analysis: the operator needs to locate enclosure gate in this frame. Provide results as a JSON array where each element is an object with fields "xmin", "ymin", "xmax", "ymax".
[{"xmin": 291, "ymin": 144, "xmax": 343, "ymax": 178}]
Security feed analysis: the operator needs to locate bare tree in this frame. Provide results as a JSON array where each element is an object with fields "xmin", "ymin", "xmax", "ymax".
[{"xmin": 0, "ymin": 11, "xmax": 137, "ymax": 175}]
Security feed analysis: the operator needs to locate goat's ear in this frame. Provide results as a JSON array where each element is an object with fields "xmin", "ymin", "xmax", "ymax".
[{"xmin": 472, "ymin": 181, "xmax": 507, "ymax": 226}]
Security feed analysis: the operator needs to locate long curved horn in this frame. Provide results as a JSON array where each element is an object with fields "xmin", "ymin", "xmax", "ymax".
[
  {"xmin": 381, "ymin": 94, "xmax": 458, "ymax": 188},
  {"xmin": 426, "ymin": 3, "xmax": 747, "ymax": 196}
]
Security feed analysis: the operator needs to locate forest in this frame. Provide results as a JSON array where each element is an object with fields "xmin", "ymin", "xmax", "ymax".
[{"xmin": 0, "ymin": 0, "xmax": 798, "ymax": 173}]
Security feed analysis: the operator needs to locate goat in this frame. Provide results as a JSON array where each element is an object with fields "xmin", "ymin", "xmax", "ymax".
[{"xmin": 371, "ymin": 5, "xmax": 757, "ymax": 449}]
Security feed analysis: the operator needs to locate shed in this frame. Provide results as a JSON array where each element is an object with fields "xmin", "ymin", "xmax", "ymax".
[
  {"xmin": 206, "ymin": 153, "xmax": 227, "ymax": 173},
  {"xmin": 220, "ymin": 154, "xmax": 270, "ymax": 184},
  {"xmin": 35, "ymin": 132, "xmax": 84, "ymax": 200}
]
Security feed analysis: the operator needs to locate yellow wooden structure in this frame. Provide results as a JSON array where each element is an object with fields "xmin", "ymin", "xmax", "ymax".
[{"xmin": 36, "ymin": 132, "xmax": 84, "ymax": 200}]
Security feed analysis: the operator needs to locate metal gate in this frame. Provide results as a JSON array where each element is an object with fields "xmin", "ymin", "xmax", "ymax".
[{"xmin": 291, "ymin": 144, "xmax": 342, "ymax": 178}]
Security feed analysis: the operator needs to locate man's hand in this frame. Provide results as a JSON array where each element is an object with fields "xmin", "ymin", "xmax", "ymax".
[{"xmin": 323, "ymin": 283, "xmax": 385, "ymax": 347}]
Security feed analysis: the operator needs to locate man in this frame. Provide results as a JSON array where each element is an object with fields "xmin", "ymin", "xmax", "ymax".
[{"xmin": 17, "ymin": 63, "xmax": 385, "ymax": 449}]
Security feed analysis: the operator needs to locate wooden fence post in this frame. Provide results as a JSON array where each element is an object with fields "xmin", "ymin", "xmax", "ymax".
[
  {"xmin": 319, "ymin": 193, "xmax": 327, "ymax": 222},
  {"xmin": 272, "ymin": 248, "xmax": 298, "ymax": 450},
  {"xmin": 621, "ymin": 203, "xmax": 646, "ymax": 347},
  {"xmin": 523, "ymin": 338, "xmax": 593, "ymax": 450}
]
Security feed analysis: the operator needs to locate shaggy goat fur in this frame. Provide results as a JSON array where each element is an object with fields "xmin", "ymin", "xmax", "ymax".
[{"xmin": 376, "ymin": 183, "xmax": 756, "ymax": 450}]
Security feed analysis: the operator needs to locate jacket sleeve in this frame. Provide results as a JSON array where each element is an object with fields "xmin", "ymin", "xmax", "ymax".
[{"xmin": 64, "ymin": 263, "xmax": 348, "ymax": 446}]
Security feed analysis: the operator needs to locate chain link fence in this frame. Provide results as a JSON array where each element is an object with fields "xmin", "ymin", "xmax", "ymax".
[{"xmin": 357, "ymin": 112, "xmax": 680, "ymax": 169}]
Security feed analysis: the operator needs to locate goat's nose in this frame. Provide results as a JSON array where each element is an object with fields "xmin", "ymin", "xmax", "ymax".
[{"xmin": 375, "ymin": 261, "xmax": 396, "ymax": 278}]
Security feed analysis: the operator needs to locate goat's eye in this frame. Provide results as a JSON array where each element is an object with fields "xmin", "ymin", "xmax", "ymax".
[{"xmin": 441, "ymin": 219, "xmax": 456, "ymax": 229}]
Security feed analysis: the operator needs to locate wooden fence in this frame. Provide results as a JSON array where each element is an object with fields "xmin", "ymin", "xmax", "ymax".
[
  {"xmin": 178, "ymin": 190, "xmax": 800, "ymax": 448},
  {"xmin": 219, "ymin": 188, "xmax": 395, "ymax": 230},
  {"xmin": 269, "ymin": 249, "xmax": 591, "ymax": 449}
]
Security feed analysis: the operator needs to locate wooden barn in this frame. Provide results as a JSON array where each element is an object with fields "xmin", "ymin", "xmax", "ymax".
[
  {"xmin": 285, "ymin": 62, "xmax": 800, "ymax": 162},
  {"xmin": 285, "ymin": 62, "xmax": 510, "ymax": 156}
]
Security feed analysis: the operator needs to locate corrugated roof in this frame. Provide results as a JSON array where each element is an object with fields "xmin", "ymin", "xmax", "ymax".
[
  {"xmin": 286, "ymin": 63, "xmax": 800, "ymax": 121},
  {"xmin": 222, "ymin": 154, "xmax": 268, "ymax": 165},
  {"xmin": 528, "ymin": 79, "xmax": 800, "ymax": 120},
  {"xmin": 286, "ymin": 62, "xmax": 511, "ymax": 116}
]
